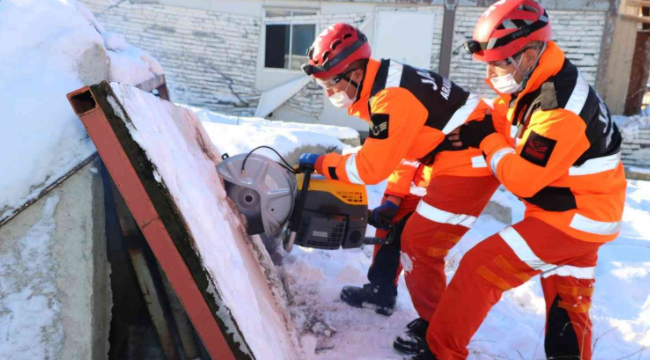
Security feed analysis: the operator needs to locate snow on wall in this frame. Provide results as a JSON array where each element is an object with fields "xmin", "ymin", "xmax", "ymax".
[
  {"xmin": 0, "ymin": 195, "xmax": 63, "ymax": 359},
  {"xmin": 0, "ymin": 0, "xmax": 161, "ymax": 224},
  {"xmin": 107, "ymin": 83, "xmax": 301, "ymax": 359},
  {"xmin": 450, "ymin": 8, "xmax": 607, "ymax": 98}
]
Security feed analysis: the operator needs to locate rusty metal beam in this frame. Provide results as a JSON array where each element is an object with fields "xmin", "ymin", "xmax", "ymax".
[{"xmin": 67, "ymin": 82, "xmax": 246, "ymax": 360}]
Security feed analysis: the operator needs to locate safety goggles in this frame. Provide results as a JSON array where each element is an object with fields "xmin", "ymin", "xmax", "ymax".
[
  {"xmin": 314, "ymin": 70, "xmax": 355, "ymax": 90},
  {"xmin": 486, "ymin": 46, "xmax": 542, "ymax": 68}
]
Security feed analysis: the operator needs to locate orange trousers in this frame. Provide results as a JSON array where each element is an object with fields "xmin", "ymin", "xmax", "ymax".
[
  {"xmin": 401, "ymin": 175, "xmax": 500, "ymax": 321},
  {"xmin": 428, "ymin": 217, "xmax": 602, "ymax": 360}
]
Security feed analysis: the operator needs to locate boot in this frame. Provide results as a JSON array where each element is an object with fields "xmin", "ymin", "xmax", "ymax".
[
  {"xmin": 405, "ymin": 346, "xmax": 438, "ymax": 360},
  {"xmin": 340, "ymin": 283, "xmax": 397, "ymax": 316},
  {"xmin": 394, "ymin": 318, "xmax": 429, "ymax": 355}
]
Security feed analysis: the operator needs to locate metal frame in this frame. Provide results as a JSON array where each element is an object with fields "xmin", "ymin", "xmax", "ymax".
[{"xmin": 67, "ymin": 82, "xmax": 251, "ymax": 360}]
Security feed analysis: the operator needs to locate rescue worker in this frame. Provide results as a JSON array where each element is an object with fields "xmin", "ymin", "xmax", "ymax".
[
  {"xmin": 298, "ymin": 22, "xmax": 501, "ymax": 354},
  {"xmin": 340, "ymin": 160, "xmax": 431, "ymax": 317},
  {"xmin": 411, "ymin": 1, "xmax": 626, "ymax": 359}
]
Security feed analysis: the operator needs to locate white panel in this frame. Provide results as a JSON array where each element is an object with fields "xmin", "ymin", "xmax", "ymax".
[{"xmin": 373, "ymin": 11, "xmax": 435, "ymax": 69}]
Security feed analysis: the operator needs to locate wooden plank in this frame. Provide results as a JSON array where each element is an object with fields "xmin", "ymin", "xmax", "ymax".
[
  {"xmin": 129, "ymin": 248, "xmax": 180, "ymax": 360},
  {"xmin": 626, "ymin": 0, "xmax": 650, "ymax": 8},
  {"xmin": 622, "ymin": 13, "xmax": 650, "ymax": 24}
]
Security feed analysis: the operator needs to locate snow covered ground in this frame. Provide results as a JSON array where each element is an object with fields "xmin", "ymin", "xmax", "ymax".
[{"xmin": 206, "ymin": 118, "xmax": 650, "ymax": 360}]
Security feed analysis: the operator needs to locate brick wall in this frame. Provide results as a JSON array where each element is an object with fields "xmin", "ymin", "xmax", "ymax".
[
  {"xmin": 83, "ymin": 1, "xmax": 608, "ymax": 120},
  {"xmin": 286, "ymin": 80, "xmax": 324, "ymax": 118},
  {"xmin": 450, "ymin": 8, "xmax": 606, "ymax": 98},
  {"xmin": 83, "ymin": 0, "xmax": 261, "ymax": 115}
]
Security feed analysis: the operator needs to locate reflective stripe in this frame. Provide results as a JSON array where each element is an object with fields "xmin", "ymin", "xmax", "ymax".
[
  {"xmin": 345, "ymin": 154, "xmax": 364, "ymax": 184},
  {"xmin": 489, "ymin": 148, "xmax": 516, "ymax": 174},
  {"xmin": 499, "ymin": 227, "xmax": 556, "ymax": 272},
  {"xmin": 386, "ymin": 61, "xmax": 404, "ymax": 88},
  {"xmin": 569, "ymin": 152, "xmax": 621, "ymax": 176},
  {"xmin": 565, "ymin": 74, "xmax": 590, "ymax": 116},
  {"xmin": 409, "ymin": 185, "xmax": 427, "ymax": 197},
  {"xmin": 510, "ymin": 125, "xmax": 518, "ymax": 139},
  {"xmin": 482, "ymin": 97, "xmax": 496, "ymax": 110},
  {"xmin": 542, "ymin": 265, "xmax": 596, "ymax": 280},
  {"xmin": 493, "ymin": 255, "xmax": 531, "ymax": 283},
  {"xmin": 427, "ymin": 247, "xmax": 450, "ymax": 257},
  {"xmin": 569, "ymin": 213, "xmax": 621, "ymax": 235},
  {"xmin": 471, "ymin": 155, "xmax": 488, "ymax": 168},
  {"xmin": 402, "ymin": 160, "xmax": 420, "ymax": 168},
  {"xmin": 477, "ymin": 265, "xmax": 512, "ymax": 290},
  {"xmin": 416, "ymin": 201, "xmax": 477, "ymax": 228},
  {"xmin": 441, "ymin": 94, "xmax": 480, "ymax": 134}
]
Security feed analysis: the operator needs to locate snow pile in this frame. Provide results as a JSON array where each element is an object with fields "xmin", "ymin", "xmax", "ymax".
[
  {"xmin": 108, "ymin": 83, "xmax": 301, "ymax": 359},
  {"xmin": 0, "ymin": 0, "xmax": 162, "ymax": 223},
  {"xmin": 0, "ymin": 195, "xmax": 63, "ymax": 359},
  {"xmin": 182, "ymin": 103, "xmax": 359, "ymax": 140}
]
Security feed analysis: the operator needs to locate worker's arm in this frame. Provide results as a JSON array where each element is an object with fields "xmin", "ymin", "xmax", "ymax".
[
  {"xmin": 317, "ymin": 88, "xmax": 431, "ymax": 185},
  {"xmin": 480, "ymin": 109, "xmax": 590, "ymax": 198},
  {"xmin": 383, "ymin": 160, "xmax": 420, "ymax": 198}
]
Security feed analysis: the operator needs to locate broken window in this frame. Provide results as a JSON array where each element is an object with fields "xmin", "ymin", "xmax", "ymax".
[{"xmin": 264, "ymin": 10, "xmax": 317, "ymax": 70}]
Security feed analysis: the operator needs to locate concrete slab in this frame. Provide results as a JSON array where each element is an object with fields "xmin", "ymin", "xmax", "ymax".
[{"xmin": 0, "ymin": 158, "xmax": 110, "ymax": 360}]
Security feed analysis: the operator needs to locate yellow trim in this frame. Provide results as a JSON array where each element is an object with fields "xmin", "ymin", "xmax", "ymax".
[
  {"xmin": 558, "ymin": 300, "xmax": 591, "ymax": 314},
  {"xmin": 493, "ymin": 255, "xmax": 531, "ymax": 283},
  {"xmin": 557, "ymin": 284, "xmax": 595, "ymax": 297},
  {"xmin": 296, "ymin": 174, "xmax": 367, "ymax": 205},
  {"xmin": 426, "ymin": 247, "xmax": 450, "ymax": 257},
  {"xmin": 435, "ymin": 231, "xmax": 462, "ymax": 244},
  {"xmin": 477, "ymin": 266, "xmax": 512, "ymax": 291}
]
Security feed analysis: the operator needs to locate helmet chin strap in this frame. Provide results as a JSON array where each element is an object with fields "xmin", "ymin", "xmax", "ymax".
[{"xmin": 507, "ymin": 41, "xmax": 548, "ymax": 94}]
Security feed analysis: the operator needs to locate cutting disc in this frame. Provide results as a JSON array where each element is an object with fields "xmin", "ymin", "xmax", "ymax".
[{"xmin": 216, "ymin": 153, "xmax": 296, "ymax": 236}]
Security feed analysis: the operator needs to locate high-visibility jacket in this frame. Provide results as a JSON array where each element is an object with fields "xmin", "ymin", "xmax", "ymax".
[
  {"xmin": 384, "ymin": 160, "xmax": 432, "ymax": 198},
  {"xmin": 481, "ymin": 41, "xmax": 626, "ymax": 243},
  {"xmin": 317, "ymin": 58, "xmax": 492, "ymax": 185}
]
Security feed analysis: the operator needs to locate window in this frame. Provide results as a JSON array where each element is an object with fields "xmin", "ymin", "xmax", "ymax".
[{"xmin": 264, "ymin": 10, "xmax": 317, "ymax": 70}]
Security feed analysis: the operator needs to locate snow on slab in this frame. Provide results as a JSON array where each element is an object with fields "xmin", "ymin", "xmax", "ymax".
[
  {"xmin": 0, "ymin": 0, "xmax": 162, "ymax": 223},
  {"xmin": 106, "ymin": 83, "xmax": 301, "ymax": 360},
  {"xmin": 202, "ymin": 121, "xmax": 352, "ymax": 164}
]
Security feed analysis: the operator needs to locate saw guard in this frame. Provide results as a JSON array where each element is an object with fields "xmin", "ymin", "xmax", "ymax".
[{"xmin": 217, "ymin": 153, "xmax": 296, "ymax": 236}]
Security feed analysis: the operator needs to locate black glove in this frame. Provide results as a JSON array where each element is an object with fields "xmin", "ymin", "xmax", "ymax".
[
  {"xmin": 454, "ymin": 114, "xmax": 496, "ymax": 149},
  {"xmin": 368, "ymin": 200, "xmax": 399, "ymax": 229}
]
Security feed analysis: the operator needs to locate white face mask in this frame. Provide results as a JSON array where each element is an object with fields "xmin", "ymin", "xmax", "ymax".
[
  {"xmin": 489, "ymin": 73, "xmax": 521, "ymax": 94},
  {"xmin": 489, "ymin": 42, "xmax": 548, "ymax": 95},
  {"xmin": 329, "ymin": 91, "xmax": 356, "ymax": 108},
  {"xmin": 328, "ymin": 75, "xmax": 360, "ymax": 109}
]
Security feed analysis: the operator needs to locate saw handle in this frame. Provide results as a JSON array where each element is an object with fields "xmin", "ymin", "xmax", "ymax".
[
  {"xmin": 363, "ymin": 224, "xmax": 397, "ymax": 245},
  {"xmin": 290, "ymin": 164, "xmax": 313, "ymax": 233}
]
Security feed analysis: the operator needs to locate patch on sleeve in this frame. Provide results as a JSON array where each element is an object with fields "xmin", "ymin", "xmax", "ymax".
[
  {"xmin": 369, "ymin": 113, "xmax": 390, "ymax": 140},
  {"xmin": 520, "ymin": 131, "xmax": 557, "ymax": 167}
]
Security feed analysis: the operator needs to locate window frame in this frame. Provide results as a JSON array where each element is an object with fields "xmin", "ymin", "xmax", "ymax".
[{"xmin": 262, "ymin": 8, "xmax": 319, "ymax": 72}]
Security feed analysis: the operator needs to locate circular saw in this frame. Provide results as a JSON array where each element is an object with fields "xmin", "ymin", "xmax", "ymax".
[{"xmin": 217, "ymin": 152, "xmax": 395, "ymax": 252}]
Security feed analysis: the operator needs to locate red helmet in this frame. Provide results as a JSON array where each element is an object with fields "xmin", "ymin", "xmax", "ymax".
[
  {"xmin": 465, "ymin": 0, "xmax": 552, "ymax": 62},
  {"xmin": 301, "ymin": 23, "xmax": 371, "ymax": 79}
]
